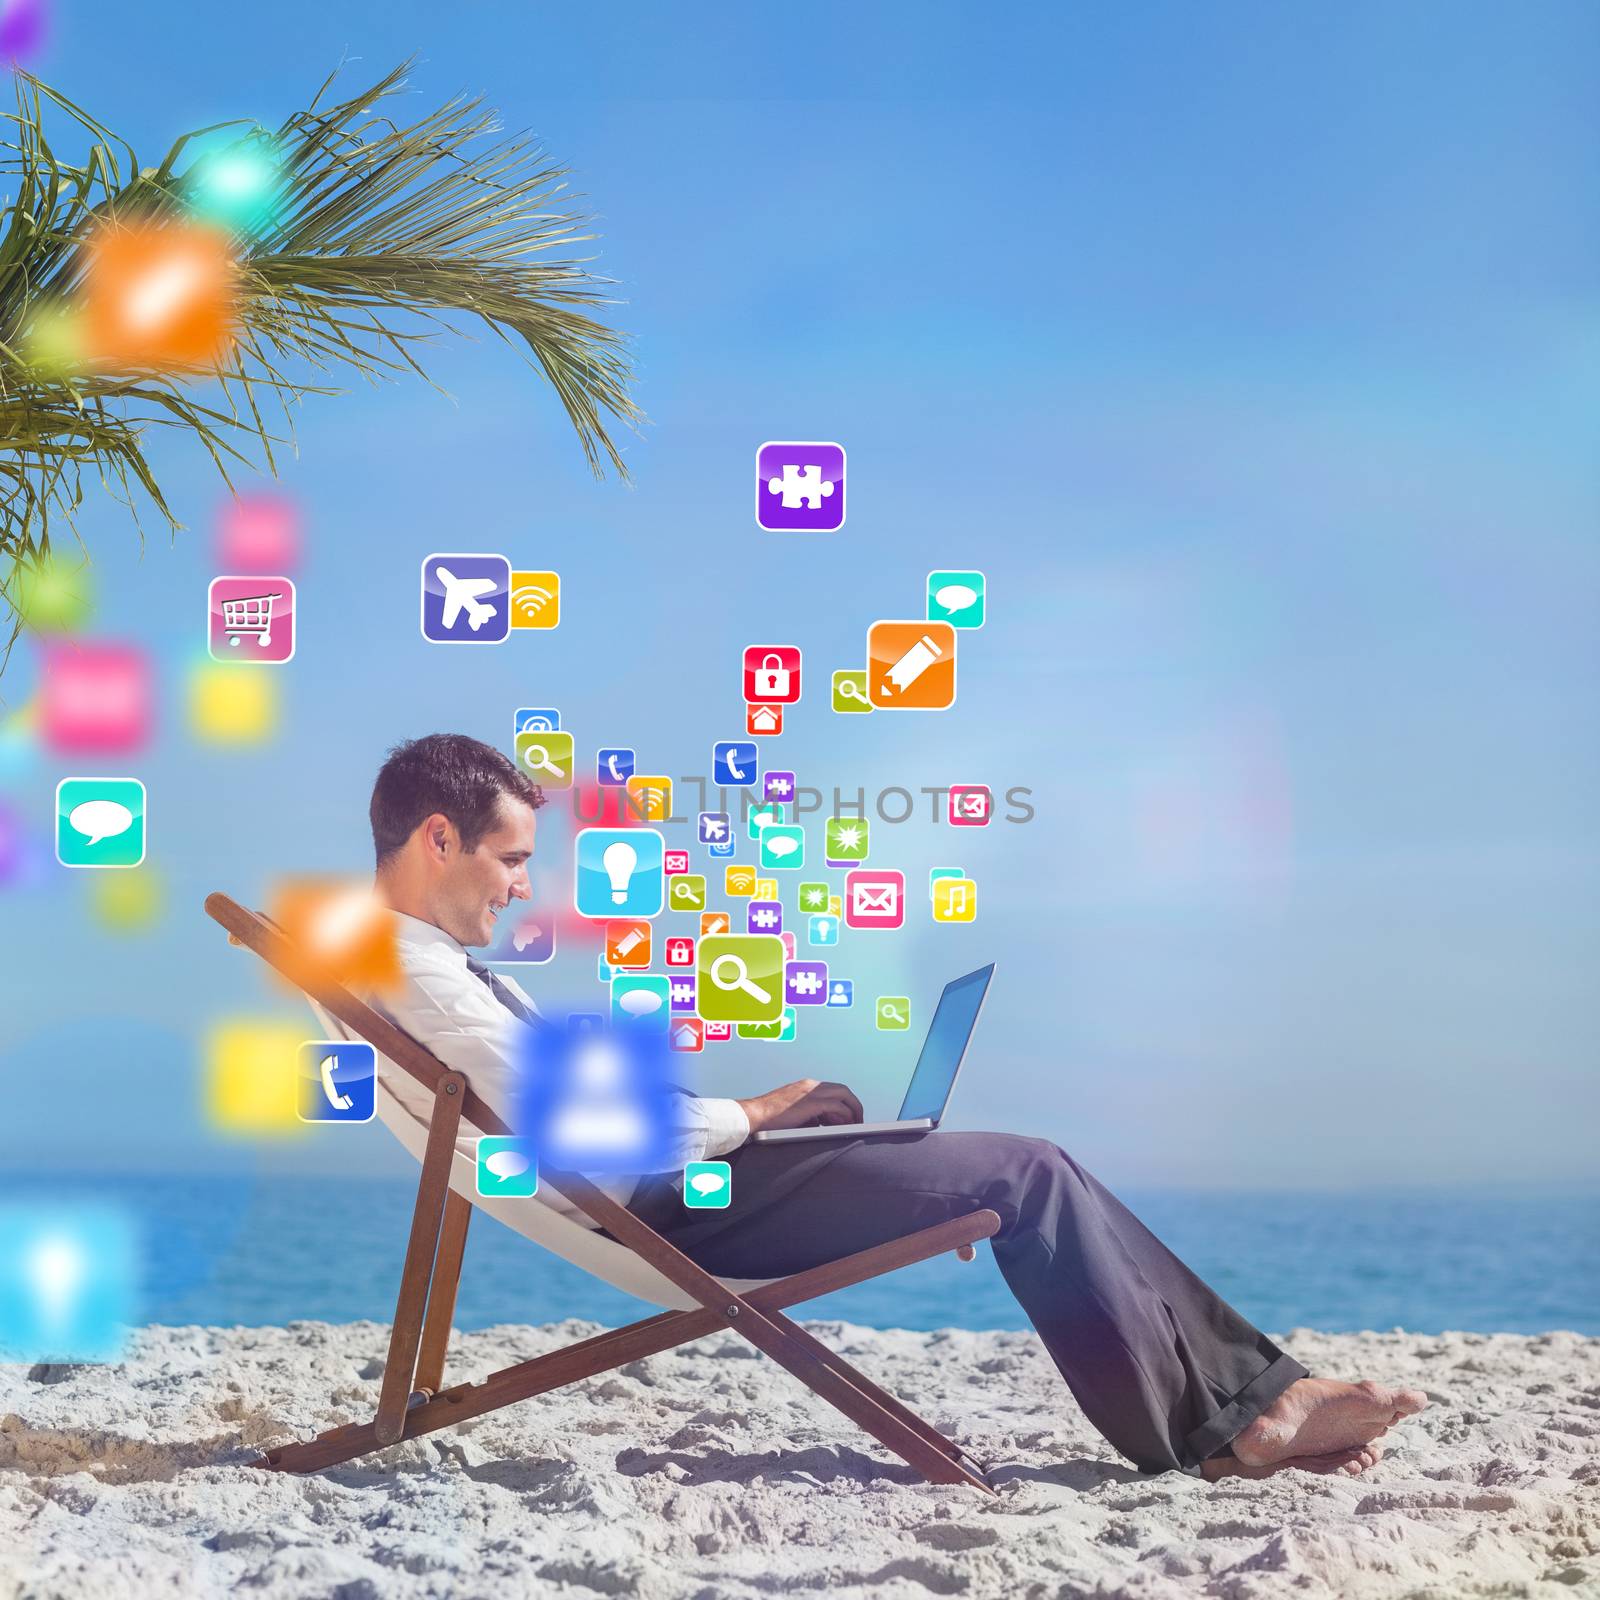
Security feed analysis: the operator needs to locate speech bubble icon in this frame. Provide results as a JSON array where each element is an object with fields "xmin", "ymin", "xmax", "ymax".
[
  {"xmin": 485, "ymin": 1149, "xmax": 531, "ymax": 1180},
  {"xmin": 68, "ymin": 799, "xmax": 133, "ymax": 848},
  {"xmin": 511, "ymin": 921, "xmax": 543, "ymax": 952},
  {"xmin": 933, "ymin": 583, "xmax": 978, "ymax": 615},
  {"xmin": 751, "ymin": 811, "xmax": 777, "ymax": 831},
  {"xmin": 689, "ymin": 1171, "xmax": 726, "ymax": 1196},
  {"xmin": 619, "ymin": 988, "xmax": 663, "ymax": 1016},
  {"xmin": 765, "ymin": 836, "xmax": 799, "ymax": 859}
]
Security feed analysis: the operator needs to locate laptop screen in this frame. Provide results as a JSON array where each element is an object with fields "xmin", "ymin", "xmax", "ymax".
[{"xmin": 896, "ymin": 965, "xmax": 994, "ymax": 1123}]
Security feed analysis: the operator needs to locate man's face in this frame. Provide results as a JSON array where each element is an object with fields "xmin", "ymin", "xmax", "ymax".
[{"xmin": 432, "ymin": 796, "xmax": 537, "ymax": 947}]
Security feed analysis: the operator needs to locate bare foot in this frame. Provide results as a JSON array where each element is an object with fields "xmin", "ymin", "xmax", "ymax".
[
  {"xmin": 1203, "ymin": 1439, "xmax": 1387, "ymax": 1482},
  {"xmin": 1233, "ymin": 1378, "xmax": 1427, "ymax": 1467}
]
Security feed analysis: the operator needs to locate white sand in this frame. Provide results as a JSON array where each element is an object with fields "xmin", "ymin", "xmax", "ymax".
[{"xmin": 2, "ymin": 1322, "xmax": 1597, "ymax": 1598}]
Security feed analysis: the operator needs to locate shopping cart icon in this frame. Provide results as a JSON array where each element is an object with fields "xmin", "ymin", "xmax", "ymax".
[{"xmin": 208, "ymin": 576, "xmax": 296, "ymax": 663}]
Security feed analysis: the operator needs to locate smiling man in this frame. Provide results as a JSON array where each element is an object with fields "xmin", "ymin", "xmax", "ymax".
[{"xmin": 369, "ymin": 733, "xmax": 1427, "ymax": 1483}]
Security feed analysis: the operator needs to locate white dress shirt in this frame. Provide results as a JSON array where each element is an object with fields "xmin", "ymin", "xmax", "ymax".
[{"xmin": 375, "ymin": 911, "xmax": 750, "ymax": 1227}]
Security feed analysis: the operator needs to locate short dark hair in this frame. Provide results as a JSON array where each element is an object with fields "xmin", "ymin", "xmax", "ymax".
[{"xmin": 370, "ymin": 733, "xmax": 545, "ymax": 867}]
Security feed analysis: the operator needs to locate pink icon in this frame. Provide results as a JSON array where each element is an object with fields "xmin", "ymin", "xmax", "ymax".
[
  {"xmin": 663, "ymin": 850, "xmax": 691, "ymax": 875},
  {"xmin": 845, "ymin": 869, "xmax": 905, "ymax": 930},
  {"xmin": 703, "ymin": 1020, "xmax": 733, "ymax": 1041},
  {"xmin": 665, "ymin": 937, "xmax": 695, "ymax": 968},
  {"xmin": 208, "ymin": 576, "xmax": 295, "ymax": 663},
  {"xmin": 40, "ymin": 641, "xmax": 152, "ymax": 755},
  {"xmin": 780, "ymin": 931, "xmax": 797, "ymax": 960},
  {"xmin": 218, "ymin": 493, "xmax": 301, "ymax": 573},
  {"xmin": 949, "ymin": 785, "xmax": 992, "ymax": 826}
]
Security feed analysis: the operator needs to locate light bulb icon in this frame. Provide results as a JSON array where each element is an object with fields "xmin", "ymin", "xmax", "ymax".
[
  {"xmin": 602, "ymin": 840, "xmax": 638, "ymax": 905},
  {"xmin": 27, "ymin": 1232, "xmax": 85, "ymax": 1338}
]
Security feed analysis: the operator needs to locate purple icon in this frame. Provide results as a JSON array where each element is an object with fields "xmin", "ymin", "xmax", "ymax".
[
  {"xmin": 785, "ymin": 960, "xmax": 829, "ymax": 1006},
  {"xmin": 698, "ymin": 811, "xmax": 730, "ymax": 844},
  {"xmin": 669, "ymin": 975, "xmax": 697, "ymax": 1014},
  {"xmin": 746, "ymin": 899, "xmax": 782, "ymax": 934},
  {"xmin": 756, "ymin": 441, "xmax": 845, "ymax": 533},
  {"xmin": 420, "ymin": 553, "xmax": 510, "ymax": 643},
  {"xmin": 0, "ymin": 0, "xmax": 47, "ymax": 66},
  {"xmin": 763, "ymin": 770, "xmax": 795, "ymax": 802}
]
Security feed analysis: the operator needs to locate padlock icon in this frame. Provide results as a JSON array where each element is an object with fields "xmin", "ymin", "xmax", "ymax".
[{"xmin": 755, "ymin": 652, "xmax": 790, "ymax": 697}]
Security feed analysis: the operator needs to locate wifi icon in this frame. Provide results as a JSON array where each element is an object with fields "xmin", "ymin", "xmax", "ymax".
[{"xmin": 509, "ymin": 570, "xmax": 561, "ymax": 630}]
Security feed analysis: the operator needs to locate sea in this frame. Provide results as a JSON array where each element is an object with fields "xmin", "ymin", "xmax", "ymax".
[{"xmin": 4, "ymin": 1172, "xmax": 1595, "ymax": 1338}]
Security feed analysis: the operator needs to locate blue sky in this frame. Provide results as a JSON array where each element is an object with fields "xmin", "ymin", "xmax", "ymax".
[{"xmin": 2, "ymin": 1, "xmax": 1596, "ymax": 1188}]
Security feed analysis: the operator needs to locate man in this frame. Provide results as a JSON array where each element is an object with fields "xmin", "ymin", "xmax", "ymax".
[{"xmin": 371, "ymin": 733, "xmax": 1426, "ymax": 1481}]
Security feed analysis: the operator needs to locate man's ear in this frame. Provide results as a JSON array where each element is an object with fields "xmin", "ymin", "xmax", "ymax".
[{"xmin": 421, "ymin": 813, "xmax": 453, "ymax": 862}]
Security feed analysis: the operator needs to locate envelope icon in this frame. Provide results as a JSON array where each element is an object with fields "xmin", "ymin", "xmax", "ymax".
[{"xmin": 845, "ymin": 870, "xmax": 905, "ymax": 929}]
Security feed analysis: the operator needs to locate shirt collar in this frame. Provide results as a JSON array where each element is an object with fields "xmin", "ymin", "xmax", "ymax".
[{"xmin": 389, "ymin": 908, "xmax": 472, "ymax": 961}]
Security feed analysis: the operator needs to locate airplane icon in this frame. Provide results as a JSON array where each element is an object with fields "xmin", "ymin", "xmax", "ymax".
[
  {"xmin": 421, "ymin": 554, "xmax": 511, "ymax": 643},
  {"xmin": 437, "ymin": 568, "xmax": 499, "ymax": 630}
]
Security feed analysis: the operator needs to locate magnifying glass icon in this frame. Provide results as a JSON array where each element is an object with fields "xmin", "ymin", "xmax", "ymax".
[
  {"xmin": 878, "ymin": 1000, "xmax": 907, "ymax": 1026},
  {"xmin": 839, "ymin": 678, "xmax": 870, "ymax": 705},
  {"xmin": 709, "ymin": 954, "xmax": 772, "ymax": 1004},
  {"xmin": 670, "ymin": 880, "xmax": 700, "ymax": 904},
  {"xmin": 521, "ymin": 742, "xmax": 566, "ymax": 778}
]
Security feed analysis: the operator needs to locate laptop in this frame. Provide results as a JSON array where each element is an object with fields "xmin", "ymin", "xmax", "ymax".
[{"xmin": 752, "ymin": 963, "xmax": 995, "ymax": 1143}]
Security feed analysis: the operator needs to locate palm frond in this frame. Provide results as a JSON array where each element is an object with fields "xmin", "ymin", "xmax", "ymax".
[{"xmin": 0, "ymin": 60, "xmax": 641, "ymax": 665}]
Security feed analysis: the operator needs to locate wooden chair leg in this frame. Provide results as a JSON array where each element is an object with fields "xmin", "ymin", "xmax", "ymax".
[
  {"xmin": 414, "ymin": 1190, "xmax": 472, "ymax": 1396},
  {"xmin": 374, "ymin": 1074, "xmax": 465, "ymax": 1445}
]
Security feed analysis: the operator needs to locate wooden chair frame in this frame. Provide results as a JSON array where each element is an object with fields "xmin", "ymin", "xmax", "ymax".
[{"xmin": 206, "ymin": 893, "xmax": 1000, "ymax": 1490}]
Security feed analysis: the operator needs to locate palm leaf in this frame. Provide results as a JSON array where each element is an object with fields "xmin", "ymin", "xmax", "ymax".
[{"xmin": 0, "ymin": 60, "xmax": 641, "ymax": 666}]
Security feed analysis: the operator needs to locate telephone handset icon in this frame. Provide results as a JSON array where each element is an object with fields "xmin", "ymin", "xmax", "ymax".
[{"xmin": 319, "ymin": 1054, "xmax": 355, "ymax": 1112}]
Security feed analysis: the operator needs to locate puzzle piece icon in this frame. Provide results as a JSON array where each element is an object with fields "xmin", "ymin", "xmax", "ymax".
[{"xmin": 767, "ymin": 463, "xmax": 836, "ymax": 510}]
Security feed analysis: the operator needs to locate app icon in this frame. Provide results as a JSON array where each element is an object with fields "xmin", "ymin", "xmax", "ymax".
[
  {"xmin": 574, "ymin": 828, "xmax": 665, "ymax": 918},
  {"xmin": 664, "ymin": 849, "xmax": 691, "ymax": 875},
  {"xmin": 755, "ymin": 877, "xmax": 779, "ymax": 902},
  {"xmin": 713, "ymin": 741, "xmax": 758, "ymax": 788},
  {"xmin": 807, "ymin": 914, "xmax": 838, "ymax": 947},
  {"xmin": 785, "ymin": 960, "xmax": 828, "ymax": 1005},
  {"xmin": 476, "ymin": 1136, "xmax": 538, "ymax": 1198},
  {"xmin": 828, "ymin": 894, "xmax": 842, "ymax": 917},
  {"xmin": 596, "ymin": 747, "xmax": 634, "ymax": 785},
  {"xmin": 876, "ymin": 997, "xmax": 911, "ymax": 1031},
  {"xmin": 510, "ymin": 569, "xmax": 561, "ymax": 629},
  {"xmin": 797, "ymin": 881, "xmax": 830, "ymax": 915},
  {"xmin": 826, "ymin": 979, "xmax": 854, "ymax": 1008},
  {"xmin": 0, "ymin": 1203, "xmax": 136, "ymax": 1364},
  {"xmin": 667, "ymin": 874, "xmax": 707, "ymax": 912},
  {"xmin": 824, "ymin": 816, "xmax": 869, "ymax": 863},
  {"xmin": 670, "ymin": 1018, "xmax": 705, "ymax": 1053},
  {"xmin": 209, "ymin": 576, "xmax": 296, "ymax": 663},
  {"xmin": 949, "ymin": 784, "xmax": 992, "ymax": 826},
  {"xmin": 747, "ymin": 703, "xmax": 783, "ymax": 736},
  {"xmin": 746, "ymin": 899, "xmax": 782, "ymax": 934},
  {"xmin": 516, "ymin": 708, "xmax": 562, "ymax": 735},
  {"xmin": 933, "ymin": 876, "xmax": 977, "ymax": 922},
  {"xmin": 665, "ymin": 935, "xmax": 696, "ymax": 967},
  {"xmin": 515, "ymin": 729, "xmax": 574, "ymax": 789},
  {"xmin": 844, "ymin": 869, "xmax": 904, "ymax": 930},
  {"xmin": 696, "ymin": 934, "xmax": 784, "ymax": 1023},
  {"xmin": 930, "ymin": 867, "xmax": 966, "ymax": 900},
  {"xmin": 55, "ymin": 777, "xmax": 146, "ymax": 869},
  {"xmin": 708, "ymin": 838, "xmax": 736, "ymax": 859},
  {"xmin": 725, "ymin": 865, "xmax": 757, "ymax": 897},
  {"xmin": 605, "ymin": 920, "xmax": 652, "ymax": 968},
  {"xmin": 831, "ymin": 669, "xmax": 873, "ymax": 714},
  {"xmin": 743, "ymin": 645, "xmax": 802, "ymax": 705},
  {"xmin": 738, "ymin": 1007, "xmax": 797, "ymax": 1042},
  {"xmin": 926, "ymin": 570, "xmax": 986, "ymax": 629},
  {"xmin": 488, "ymin": 909, "xmax": 557, "ymax": 964},
  {"xmin": 763, "ymin": 770, "xmax": 795, "ymax": 802},
  {"xmin": 780, "ymin": 930, "xmax": 796, "ymax": 960},
  {"xmin": 219, "ymin": 492, "xmax": 300, "ymax": 573},
  {"xmin": 41, "ymin": 642, "xmax": 152, "ymax": 755},
  {"xmin": 684, "ymin": 1158, "xmax": 732, "ymax": 1208},
  {"xmin": 611, "ymin": 973, "xmax": 671, "ymax": 1032},
  {"xmin": 297, "ymin": 1041, "xmax": 376, "ymax": 1124},
  {"xmin": 421, "ymin": 553, "xmax": 510, "ymax": 643},
  {"xmin": 748, "ymin": 800, "xmax": 785, "ymax": 841},
  {"xmin": 759, "ymin": 824, "xmax": 804, "ymax": 871},
  {"xmin": 700, "ymin": 911, "xmax": 731, "ymax": 937},
  {"xmin": 867, "ymin": 621, "xmax": 956, "ymax": 709},
  {"xmin": 698, "ymin": 811, "xmax": 731, "ymax": 845},
  {"xmin": 669, "ymin": 973, "xmax": 698, "ymax": 1012},
  {"xmin": 756, "ymin": 441, "xmax": 846, "ymax": 533},
  {"xmin": 596, "ymin": 953, "xmax": 614, "ymax": 983},
  {"xmin": 626, "ymin": 775, "xmax": 672, "ymax": 823},
  {"xmin": 703, "ymin": 1020, "xmax": 733, "ymax": 1042}
]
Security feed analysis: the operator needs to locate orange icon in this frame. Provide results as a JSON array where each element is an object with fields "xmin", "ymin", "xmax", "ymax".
[
  {"xmin": 866, "ymin": 621, "xmax": 956, "ymax": 709},
  {"xmin": 605, "ymin": 920, "xmax": 652, "ymax": 968},
  {"xmin": 700, "ymin": 911, "xmax": 731, "ymax": 937},
  {"xmin": 747, "ymin": 702, "xmax": 782, "ymax": 736},
  {"xmin": 83, "ymin": 220, "xmax": 238, "ymax": 371}
]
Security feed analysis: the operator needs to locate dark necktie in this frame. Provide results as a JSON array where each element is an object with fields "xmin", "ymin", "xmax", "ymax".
[{"xmin": 465, "ymin": 956, "xmax": 544, "ymax": 1026}]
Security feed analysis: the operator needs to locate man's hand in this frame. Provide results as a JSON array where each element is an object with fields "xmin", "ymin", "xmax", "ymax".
[{"xmin": 737, "ymin": 1078, "xmax": 864, "ymax": 1134}]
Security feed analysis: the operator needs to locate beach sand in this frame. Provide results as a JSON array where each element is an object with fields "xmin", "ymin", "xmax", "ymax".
[{"xmin": 2, "ymin": 1321, "xmax": 1596, "ymax": 1598}]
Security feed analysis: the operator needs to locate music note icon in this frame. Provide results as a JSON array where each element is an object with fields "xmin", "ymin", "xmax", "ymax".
[{"xmin": 932, "ymin": 877, "xmax": 976, "ymax": 923}]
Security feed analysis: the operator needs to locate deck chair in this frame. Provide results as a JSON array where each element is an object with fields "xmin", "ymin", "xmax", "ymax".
[{"xmin": 206, "ymin": 893, "xmax": 1001, "ymax": 1490}]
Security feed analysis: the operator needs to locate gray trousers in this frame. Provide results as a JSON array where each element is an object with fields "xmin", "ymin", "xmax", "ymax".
[{"xmin": 627, "ymin": 1131, "xmax": 1308, "ymax": 1475}]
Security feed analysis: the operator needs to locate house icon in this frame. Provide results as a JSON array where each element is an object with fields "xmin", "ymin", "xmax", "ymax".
[
  {"xmin": 670, "ymin": 1021, "xmax": 703, "ymax": 1052},
  {"xmin": 746, "ymin": 703, "xmax": 781, "ymax": 735}
]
